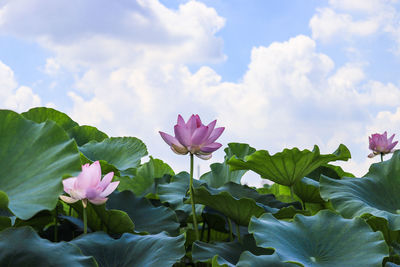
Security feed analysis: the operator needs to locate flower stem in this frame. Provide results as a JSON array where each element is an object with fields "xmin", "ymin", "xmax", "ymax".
[
  {"xmin": 83, "ymin": 205, "xmax": 87, "ymax": 235},
  {"xmin": 228, "ymin": 218, "xmax": 233, "ymax": 242},
  {"xmin": 380, "ymin": 153, "xmax": 384, "ymax": 162},
  {"xmin": 290, "ymin": 185, "xmax": 295, "ymax": 202},
  {"xmin": 236, "ymin": 223, "xmax": 242, "ymax": 243},
  {"xmin": 189, "ymin": 153, "xmax": 199, "ymax": 240}
]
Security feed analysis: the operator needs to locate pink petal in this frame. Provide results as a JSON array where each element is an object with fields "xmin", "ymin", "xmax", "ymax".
[
  {"xmin": 62, "ymin": 177, "xmax": 76, "ymax": 194},
  {"xmin": 388, "ymin": 141, "xmax": 398, "ymax": 151},
  {"xmin": 99, "ymin": 181, "xmax": 120, "ymax": 198},
  {"xmin": 174, "ymin": 125, "xmax": 191, "ymax": 147},
  {"xmin": 196, "ymin": 153, "xmax": 212, "ymax": 160},
  {"xmin": 186, "ymin": 115, "xmax": 198, "ymax": 134},
  {"xmin": 99, "ymin": 172, "xmax": 114, "ymax": 190},
  {"xmin": 194, "ymin": 115, "xmax": 202, "ymax": 128},
  {"xmin": 160, "ymin": 131, "xmax": 180, "ymax": 146},
  {"xmin": 88, "ymin": 197, "xmax": 108, "ymax": 205},
  {"xmin": 70, "ymin": 189, "xmax": 86, "ymax": 200},
  {"xmin": 177, "ymin": 114, "xmax": 186, "ymax": 126},
  {"xmin": 76, "ymin": 161, "xmax": 101, "ymax": 190},
  {"xmin": 191, "ymin": 125, "xmax": 209, "ymax": 145},
  {"xmin": 60, "ymin": 195, "xmax": 79, "ymax": 204},
  {"xmin": 201, "ymin": 142, "xmax": 222, "ymax": 153},
  {"xmin": 368, "ymin": 153, "xmax": 376, "ymax": 158},
  {"xmin": 388, "ymin": 134, "xmax": 396, "ymax": 144},
  {"xmin": 86, "ymin": 187, "xmax": 101, "ymax": 199},
  {"xmin": 205, "ymin": 120, "xmax": 216, "ymax": 138},
  {"xmin": 207, "ymin": 127, "xmax": 225, "ymax": 144}
]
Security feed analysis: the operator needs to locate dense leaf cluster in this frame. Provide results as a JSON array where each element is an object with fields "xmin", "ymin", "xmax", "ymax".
[{"xmin": 0, "ymin": 107, "xmax": 398, "ymax": 266}]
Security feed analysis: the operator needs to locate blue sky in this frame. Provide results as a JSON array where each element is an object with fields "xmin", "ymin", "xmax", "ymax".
[{"xmin": 1, "ymin": 0, "xmax": 400, "ymax": 185}]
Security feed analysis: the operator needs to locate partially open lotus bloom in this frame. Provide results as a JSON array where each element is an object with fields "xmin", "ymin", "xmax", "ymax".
[
  {"xmin": 368, "ymin": 131, "xmax": 398, "ymax": 158},
  {"xmin": 60, "ymin": 161, "xmax": 119, "ymax": 207},
  {"xmin": 159, "ymin": 114, "xmax": 224, "ymax": 160}
]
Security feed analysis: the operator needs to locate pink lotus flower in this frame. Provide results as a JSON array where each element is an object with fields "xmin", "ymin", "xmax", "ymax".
[
  {"xmin": 60, "ymin": 161, "xmax": 119, "ymax": 207},
  {"xmin": 368, "ymin": 131, "xmax": 398, "ymax": 158},
  {"xmin": 159, "ymin": 114, "xmax": 224, "ymax": 160}
]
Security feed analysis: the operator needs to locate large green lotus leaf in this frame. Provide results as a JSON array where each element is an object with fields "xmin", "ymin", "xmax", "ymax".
[
  {"xmin": 69, "ymin": 202, "xmax": 134, "ymax": 235},
  {"xmin": 106, "ymin": 191, "xmax": 180, "ymax": 235},
  {"xmin": 192, "ymin": 235, "xmax": 273, "ymax": 266},
  {"xmin": 201, "ymin": 143, "xmax": 256, "ymax": 188},
  {"xmin": 249, "ymin": 210, "xmax": 388, "ymax": 267},
  {"xmin": 157, "ymin": 172, "xmax": 206, "ymax": 210},
  {"xmin": 71, "ymin": 231, "xmax": 185, "ymax": 267},
  {"xmin": 0, "ymin": 110, "xmax": 81, "ymax": 220},
  {"xmin": 192, "ymin": 183, "xmax": 302, "ymax": 226},
  {"xmin": 363, "ymin": 215, "xmax": 400, "ymax": 266},
  {"xmin": 118, "ymin": 157, "xmax": 174, "ymax": 196},
  {"xmin": 236, "ymin": 251, "xmax": 297, "ymax": 267},
  {"xmin": 79, "ymin": 137, "xmax": 148, "ymax": 170},
  {"xmin": 293, "ymin": 164, "xmax": 353, "ymax": 204},
  {"xmin": 228, "ymin": 144, "xmax": 350, "ymax": 186},
  {"xmin": 22, "ymin": 107, "xmax": 79, "ymax": 131},
  {"xmin": 320, "ymin": 151, "xmax": 400, "ymax": 230},
  {"xmin": 200, "ymin": 162, "xmax": 245, "ymax": 188},
  {"xmin": 224, "ymin": 143, "xmax": 256, "ymax": 160},
  {"xmin": 0, "ymin": 227, "xmax": 97, "ymax": 266},
  {"xmin": 293, "ymin": 177, "xmax": 323, "ymax": 204},
  {"xmin": 67, "ymin": 125, "xmax": 108, "ymax": 146}
]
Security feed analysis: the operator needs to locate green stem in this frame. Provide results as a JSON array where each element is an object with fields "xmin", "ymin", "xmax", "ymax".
[
  {"xmin": 236, "ymin": 223, "xmax": 241, "ymax": 243},
  {"xmin": 83, "ymin": 205, "xmax": 87, "ymax": 235},
  {"xmin": 189, "ymin": 153, "xmax": 199, "ymax": 240},
  {"xmin": 381, "ymin": 153, "xmax": 384, "ymax": 162},
  {"xmin": 290, "ymin": 186, "xmax": 295, "ymax": 202},
  {"xmin": 228, "ymin": 218, "xmax": 233, "ymax": 242}
]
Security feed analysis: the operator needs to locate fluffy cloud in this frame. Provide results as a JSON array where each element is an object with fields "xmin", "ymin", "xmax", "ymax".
[
  {"xmin": 310, "ymin": 0, "xmax": 400, "ymax": 47},
  {"xmin": 0, "ymin": 0, "xmax": 225, "ymax": 70},
  {"xmin": 1, "ymin": 0, "xmax": 399, "ymax": 184},
  {"xmin": 67, "ymin": 34, "xmax": 400, "ymax": 180},
  {"xmin": 0, "ymin": 61, "xmax": 41, "ymax": 112}
]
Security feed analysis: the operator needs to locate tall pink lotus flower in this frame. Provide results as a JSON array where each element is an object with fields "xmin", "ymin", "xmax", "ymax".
[
  {"xmin": 368, "ymin": 131, "xmax": 398, "ymax": 159},
  {"xmin": 159, "ymin": 114, "xmax": 224, "ymax": 160},
  {"xmin": 60, "ymin": 161, "xmax": 119, "ymax": 207}
]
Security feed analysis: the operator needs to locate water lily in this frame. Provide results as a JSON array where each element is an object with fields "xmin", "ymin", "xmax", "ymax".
[
  {"xmin": 159, "ymin": 114, "xmax": 224, "ymax": 160},
  {"xmin": 60, "ymin": 161, "xmax": 119, "ymax": 207},
  {"xmin": 160, "ymin": 114, "xmax": 225, "ymax": 241},
  {"xmin": 368, "ymin": 131, "xmax": 398, "ymax": 160}
]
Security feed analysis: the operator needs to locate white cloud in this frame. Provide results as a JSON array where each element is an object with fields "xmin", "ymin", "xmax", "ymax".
[
  {"xmin": 0, "ymin": 0, "xmax": 226, "ymax": 70},
  {"xmin": 310, "ymin": 8, "xmax": 380, "ymax": 42},
  {"xmin": 0, "ymin": 60, "xmax": 42, "ymax": 112},
  {"xmin": 310, "ymin": 0, "xmax": 400, "ymax": 47},
  {"xmin": 66, "ymin": 34, "xmax": 400, "ymax": 181},
  {"xmin": 1, "ymin": 0, "xmax": 399, "ymax": 185}
]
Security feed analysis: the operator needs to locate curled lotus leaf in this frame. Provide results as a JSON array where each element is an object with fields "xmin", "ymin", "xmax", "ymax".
[
  {"xmin": 228, "ymin": 144, "xmax": 350, "ymax": 186},
  {"xmin": 320, "ymin": 151, "xmax": 400, "ymax": 230}
]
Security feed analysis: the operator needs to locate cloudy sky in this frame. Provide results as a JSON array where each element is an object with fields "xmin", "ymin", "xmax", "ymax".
[{"xmin": 1, "ymin": 0, "xmax": 400, "ymax": 185}]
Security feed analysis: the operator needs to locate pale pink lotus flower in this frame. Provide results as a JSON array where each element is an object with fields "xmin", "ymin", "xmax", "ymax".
[
  {"xmin": 368, "ymin": 131, "xmax": 398, "ymax": 158},
  {"xmin": 159, "ymin": 114, "xmax": 224, "ymax": 160},
  {"xmin": 60, "ymin": 161, "xmax": 119, "ymax": 207}
]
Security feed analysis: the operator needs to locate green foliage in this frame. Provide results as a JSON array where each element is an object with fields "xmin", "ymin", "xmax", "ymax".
[
  {"xmin": 1, "ymin": 107, "xmax": 397, "ymax": 266},
  {"xmin": 0, "ymin": 227, "xmax": 97, "ymax": 266},
  {"xmin": 228, "ymin": 144, "xmax": 350, "ymax": 186},
  {"xmin": 71, "ymin": 231, "xmax": 185, "ymax": 267},
  {"xmin": 249, "ymin": 210, "xmax": 388, "ymax": 266},
  {"xmin": 80, "ymin": 137, "xmax": 148, "ymax": 170},
  {"xmin": 0, "ymin": 110, "xmax": 81, "ymax": 220},
  {"xmin": 320, "ymin": 150, "xmax": 400, "ymax": 230}
]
